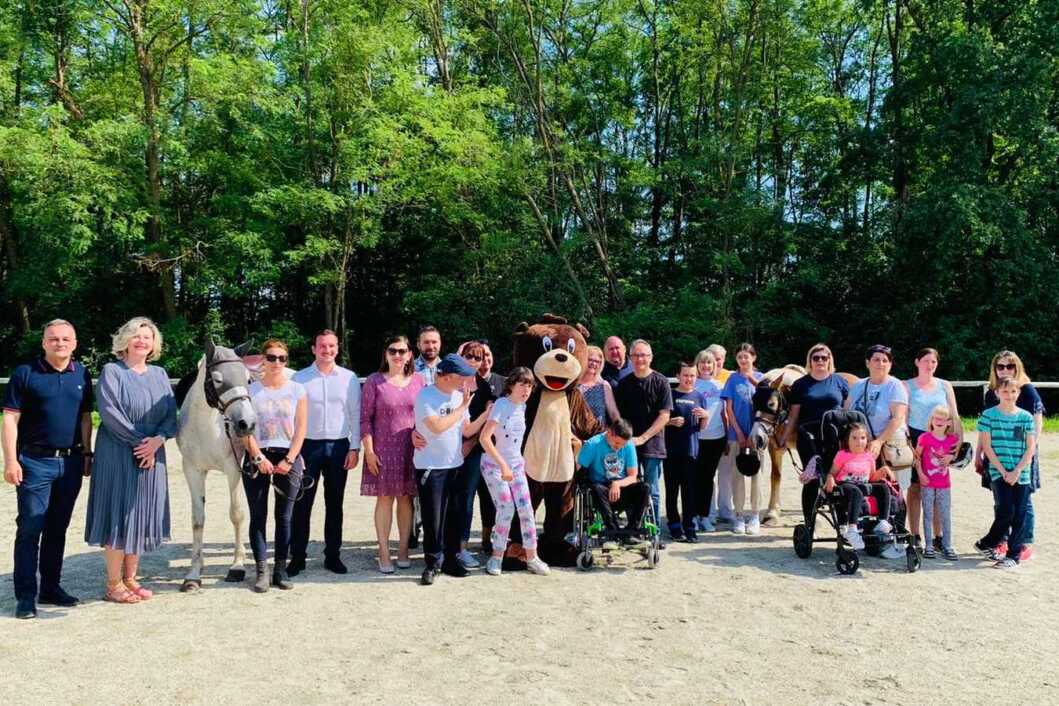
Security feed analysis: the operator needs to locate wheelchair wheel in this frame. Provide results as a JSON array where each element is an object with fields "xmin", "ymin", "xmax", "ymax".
[
  {"xmin": 646, "ymin": 547, "xmax": 660, "ymax": 569},
  {"xmin": 793, "ymin": 524, "xmax": 813, "ymax": 559},
  {"xmin": 576, "ymin": 551, "xmax": 594, "ymax": 571},
  {"xmin": 409, "ymin": 498, "xmax": 421, "ymax": 550},
  {"xmin": 836, "ymin": 548, "xmax": 859, "ymax": 575},
  {"xmin": 905, "ymin": 545, "xmax": 921, "ymax": 573}
]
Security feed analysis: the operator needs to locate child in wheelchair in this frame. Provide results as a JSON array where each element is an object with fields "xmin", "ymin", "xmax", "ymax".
[
  {"xmin": 576, "ymin": 418, "xmax": 651, "ymax": 549},
  {"xmin": 826, "ymin": 422, "xmax": 894, "ymax": 550}
]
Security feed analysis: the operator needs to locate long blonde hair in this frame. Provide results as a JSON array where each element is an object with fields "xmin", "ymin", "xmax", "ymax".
[
  {"xmin": 988, "ymin": 350, "xmax": 1031, "ymax": 390},
  {"xmin": 111, "ymin": 317, "xmax": 163, "ymax": 362},
  {"xmin": 805, "ymin": 343, "xmax": 836, "ymax": 375}
]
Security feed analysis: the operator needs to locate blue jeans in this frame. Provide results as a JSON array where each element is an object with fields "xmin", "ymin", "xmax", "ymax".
[
  {"xmin": 291, "ymin": 439, "xmax": 349, "ymax": 561},
  {"xmin": 14, "ymin": 454, "xmax": 84, "ymax": 600},
  {"xmin": 460, "ymin": 450, "xmax": 497, "ymax": 543},
  {"xmin": 982, "ymin": 480, "xmax": 1032, "ymax": 561},
  {"xmin": 639, "ymin": 457, "xmax": 663, "ymax": 525},
  {"xmin": 991, "ymin": 479, "xmax": 1036, "ymax": 545}
]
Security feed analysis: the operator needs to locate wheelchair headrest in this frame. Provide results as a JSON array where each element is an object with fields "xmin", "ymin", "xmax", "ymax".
[{"xmin": 821, "ymin": 409, "xmax": 869, "ymax": 447}]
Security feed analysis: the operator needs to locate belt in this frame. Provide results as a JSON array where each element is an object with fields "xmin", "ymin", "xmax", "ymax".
[{"xmin": 20, "ymin": 445, "xmax": 82, "ymax": 458}]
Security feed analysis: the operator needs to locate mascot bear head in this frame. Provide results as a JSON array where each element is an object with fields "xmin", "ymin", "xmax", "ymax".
[{"xmin": 512, "ymin": 313, "xmax": 590, "ymax": 390}]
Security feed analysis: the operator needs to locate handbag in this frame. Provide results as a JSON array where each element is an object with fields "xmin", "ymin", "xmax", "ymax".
[{"xmin": 859, "ymin": 380, "xmax": 914, "ymax": 470}]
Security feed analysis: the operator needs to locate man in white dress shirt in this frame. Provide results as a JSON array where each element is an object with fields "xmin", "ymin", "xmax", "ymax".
[{"xmin": 288, "ymin": 330, "xmax": 361, "ymax": 575}]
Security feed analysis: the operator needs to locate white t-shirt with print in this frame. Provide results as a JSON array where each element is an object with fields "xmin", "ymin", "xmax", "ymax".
[
  {"xmin": 250, "ymin": 380, "xmax": 306, "ymax": 449},
  {"xmin": 487, "ymin": 396, "xmax": 527, "ymax": 464}
]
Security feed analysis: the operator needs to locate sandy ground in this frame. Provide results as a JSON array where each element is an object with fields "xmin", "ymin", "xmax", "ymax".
[{"xmin": 1, "ymin": 431, "xmax": 1056, "ymax": 705}]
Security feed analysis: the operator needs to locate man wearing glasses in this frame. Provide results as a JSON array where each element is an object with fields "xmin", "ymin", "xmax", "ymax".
[{"xmin": 289, "ymin": 329, "xmax": 362, "ymax": 575}]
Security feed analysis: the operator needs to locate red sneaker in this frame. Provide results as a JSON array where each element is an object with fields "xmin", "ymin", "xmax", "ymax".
[
  {"xmin": 996, "ymin": 541, "xmax": 1008, "ymax": 557},
  {"xmin": 1020, "ymin": 546, "xmax": 1034, "ymax": 561}
]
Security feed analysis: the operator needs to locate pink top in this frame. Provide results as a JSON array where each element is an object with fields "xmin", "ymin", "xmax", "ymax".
[
  {"xmin": 358, "ymin": 372, "xmax": 425, "ymax": 497},
  {"xmin": 917, "ymin": 432, "xmax": 959, "ymax": 489},
  {"xmin": 832, "ymin": 449, "xmax": 875, "ymax": 483}
]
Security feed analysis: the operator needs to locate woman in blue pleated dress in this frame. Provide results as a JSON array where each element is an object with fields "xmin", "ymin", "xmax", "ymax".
[{"xmin": 84, "ymin": 317, "xmax": 177, "ymax": 604}]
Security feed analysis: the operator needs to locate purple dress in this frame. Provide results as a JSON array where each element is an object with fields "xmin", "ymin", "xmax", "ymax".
[{"xmin": 359, "ymin": 372, "xmax": 424, "ymax": 497}]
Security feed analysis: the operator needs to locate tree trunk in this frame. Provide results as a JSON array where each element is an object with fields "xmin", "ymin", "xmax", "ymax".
[{"xmin": 0, "ymin": 174, "xmax": 31, "ymax": 334}]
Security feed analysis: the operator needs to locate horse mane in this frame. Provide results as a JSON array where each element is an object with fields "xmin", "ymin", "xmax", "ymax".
[{"xmin": 762, "ymin": 364, "xmax": 807, "ymax": 389}]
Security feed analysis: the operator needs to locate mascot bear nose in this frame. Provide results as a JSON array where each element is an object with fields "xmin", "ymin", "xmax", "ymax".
[{"xmin": 554, "ymin": 353, "xmax": 568, "ymax": 363}]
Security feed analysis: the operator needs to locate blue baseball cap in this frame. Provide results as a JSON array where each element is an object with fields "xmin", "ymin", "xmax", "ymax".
[{"xmin": 436, "ymin": 353, "xmax": 476, "ymax": 377}]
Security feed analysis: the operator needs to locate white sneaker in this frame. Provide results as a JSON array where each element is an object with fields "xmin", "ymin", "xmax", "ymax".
[
  {"xmin": 732, "ymin": 518, "xmax": 746, "ymax": 535},
  {"xmin": 880, "ymin": 542, "xmax": 905, "ymax": 559},
  {"xmin": 526, "ymin": 557, "xmax": 550, "ymax": 575},
  {"xmin": 993, "ymin": 557, "xmax": 1019, "ymax": 571},
  {"xmin": 874, "ymin": 519, "xmax": 893, "ymax": 535},
  {"xmin": 841, "ymin": 526, "xmax": 865, "ymax": 550},
  {"xmin": 457, "ymin": 549, "xmax": 480, "ymax": 569},
  {"xmin": 745, "ymin": 517, "xmax": 761, "ymax": 536},
  {"xmin": 485, "ymin": 557, "xmax": 502, "ymax": 576}
]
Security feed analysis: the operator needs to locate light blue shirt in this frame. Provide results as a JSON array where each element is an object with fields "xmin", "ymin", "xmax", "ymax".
[
  {"xmin": 413, "ymin": 385, "xmax": 468, "ymax": 470},
  {"xmin": 848, "ymin": 376, "xmax": 908, "ymax": 439},
  {"xmin": 415, "ymin": 356, "xmax": 438, "ymax": 386},
  {"xmin": 577, "ymin": 433, "xmax": 638, "ymax": 484},
  {"xmin": 291, "ymin": 363, "xmax": 361, "ymax": 448},
  {"xmin": 694, "ymin": 378, "xmax": 726, "ymax": 440}
]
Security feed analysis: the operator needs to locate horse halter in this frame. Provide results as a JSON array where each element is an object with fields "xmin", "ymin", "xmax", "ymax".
[{"xmin": 203, "ymin": 357, "xmax": 252, "ymax": 418}]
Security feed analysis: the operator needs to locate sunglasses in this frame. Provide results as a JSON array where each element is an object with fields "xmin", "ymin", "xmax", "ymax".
[
  {"xmin": 995, "ymin": 363, "xmax": 1017, "ymax": 371},
  {"xmin": 463, "ymin": 354, "xmax": 483, "ymax": 362},
  {"xmin": 387, "ymin": 347, "xmax": 409, "ymax": 356},
  {"xmin": 265, "ymin": 354, "xmax": 288, "ymax": 363},
  {"xmin": 811, "ymin": 354, "xmax": 830, "ymax": 362}
]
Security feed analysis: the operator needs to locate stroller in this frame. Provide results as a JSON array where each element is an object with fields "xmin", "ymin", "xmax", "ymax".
[
  {"xmin": 571, "ymin": 471, "xmax": 662, "ymax": 570},
  {"xmin": 793, "ymin": 409, "xmax": 921, "ymax": 575}
]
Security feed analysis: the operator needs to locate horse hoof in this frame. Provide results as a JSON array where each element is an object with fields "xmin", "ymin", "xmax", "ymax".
[
  {"xmin": 762, "ymin": 512, "xmax": 781, "ymax": 526},
  {"xmin": 224, "ymin": 569, "xmax": 246, "ymax": 583},
  {"xmin": 180, "ymin": 579, "xmax": 202, "ymax": 593}
]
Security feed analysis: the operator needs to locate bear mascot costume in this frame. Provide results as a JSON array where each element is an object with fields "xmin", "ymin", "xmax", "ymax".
[{"xmin": 501, "ymin": 314, "xmax": 602, "ymax": 568}]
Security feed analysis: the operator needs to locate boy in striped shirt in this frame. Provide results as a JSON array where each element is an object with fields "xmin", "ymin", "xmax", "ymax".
[{"xmin": 974, "ymin": 378, "xmax": 1037, "ymax": 569}]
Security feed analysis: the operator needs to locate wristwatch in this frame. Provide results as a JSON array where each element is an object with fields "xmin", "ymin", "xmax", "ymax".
[
  {"xmin": 252, "ymin": 453, "xmax": 265, "ymax": 465},
  {"xmin": 282, "ymin": 457, "xmax": 294, "ymax": 466}
]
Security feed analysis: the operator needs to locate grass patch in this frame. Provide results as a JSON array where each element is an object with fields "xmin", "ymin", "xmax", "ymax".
[{"xmin": 961, "ymin": 416, "xmax": 1059, "ymax": 433}]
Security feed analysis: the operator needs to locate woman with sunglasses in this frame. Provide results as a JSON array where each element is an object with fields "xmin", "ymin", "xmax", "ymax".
[
  {"xmin": 359, "ymin": 335, "xmax": 425, "ymax": 572},
  {"xmin": 976, "ymin": 351, "xmax": 1044, "ymax": 561},
  {"xmin": 243, "ymin": 339, "xmax": 307, "ymax": 592},
  {"xmin": 779, "ymin": 344, "xmax": 850, "ymax": 529},
  {"xmin": 578, "ymin": 345, "xmax": 621, "ymax": 427},
  {"xmin": 453, "ymin": 340, "xmax": 497, "ymax": 568},
  {"xmin": 904, "ymin": 348, "xmax": 961, "ymax": 551}
]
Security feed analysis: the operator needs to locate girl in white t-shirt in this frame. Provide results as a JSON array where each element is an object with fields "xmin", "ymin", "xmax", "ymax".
[{"xmin": 479, "ymin": 367, "xmax": 549, "ymax": 576}]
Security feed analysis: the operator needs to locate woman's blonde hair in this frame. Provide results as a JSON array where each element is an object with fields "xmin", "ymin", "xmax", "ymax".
[
  {"xmin": 111, "ymin": 317, "xmax": 163, "ymax": 361},
  {"xmin": 988, "ymin": 350, "xmax": 1031, "ymax": 390},
  {"xmin": 927, "ymin": 405, "xmax": 956, "ymax": 436},
  {"xmin": 694, "ymin": 349, "xmax": 715, "ymax": 369},
  {"xmin": 805, "ymin": 343, "xmax": 836, "ymax": 375}
]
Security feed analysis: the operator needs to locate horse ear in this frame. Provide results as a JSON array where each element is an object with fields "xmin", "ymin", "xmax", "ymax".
[
  {"xmin": 233, "ymin": 340, "xmax": 254, "ymax": 357},
  {"xmin": 205, "ymin": 338, "xmax": 217, "ymax": 361}
]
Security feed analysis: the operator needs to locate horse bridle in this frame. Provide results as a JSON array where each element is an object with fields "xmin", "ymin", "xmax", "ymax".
[{"xmin": 203, "ymin": 357, "xmax": 252, "ymax": 417}]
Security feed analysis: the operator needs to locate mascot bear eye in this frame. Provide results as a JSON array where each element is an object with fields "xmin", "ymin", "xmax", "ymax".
[
  {"xmin": 566, "ymin": 339, "xmax": 576, "ymax": 353},
  {"xmin": 541, "ymin": 336, "xmax": 553, "ymax": 352}
]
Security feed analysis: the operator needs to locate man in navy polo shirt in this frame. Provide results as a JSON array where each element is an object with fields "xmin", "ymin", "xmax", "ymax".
[{"xmin": 3, "ymin": 319, "xmax": 94, "ymax": 619}]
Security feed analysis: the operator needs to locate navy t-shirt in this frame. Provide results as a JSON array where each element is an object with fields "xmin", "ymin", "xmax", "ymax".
[
  {"xmin": 665, "ymin": 389, "xmax": 706, "ymax": 459},
  {"xmin": 789, "ymin": 374, "xmax": 849, "ymax": 427},
  {"xmin": 3, "ymin": 357, "xmax": 94, "ymax": 450}
]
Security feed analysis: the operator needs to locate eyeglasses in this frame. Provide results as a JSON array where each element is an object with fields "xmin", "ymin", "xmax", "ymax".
[
  {"xmin": 811, "ymin": 355, "xmax": 830, "ymax": 362},
  {"xmin": 995, "ymin": 363, "xmax": 1016, "ymax": 371},
  {"xmin": 463, "ymin": 354, "xmax": 483, "ymax": 362},
  {"xmin": 265, "ymin": 354, "xmax": 288, "ymax": 363},
  {"xmin": 387, "ymin": 347, "xmax": 409, "ymax": 356}
]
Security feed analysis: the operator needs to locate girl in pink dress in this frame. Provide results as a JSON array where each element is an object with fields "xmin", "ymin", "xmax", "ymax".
[{"xmin": 360, "ymin": 336, "xmax": 425, "ymax": 573}]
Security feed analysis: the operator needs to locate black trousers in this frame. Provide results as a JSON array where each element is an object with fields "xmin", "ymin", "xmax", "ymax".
[
  {"xmin": 290, "ymin": 438, "xmax": 349, "ymax": 561},
  {"xmin": 695, "ymin": 438, "xmax": 726, "ymax": 518},
  {"xmin": 416, "ymin": 466, "xmax": 463, "ymax": 567},
  {"xmin": 591, "ymin": 482, "xmax": 648, "ymax": 532},
  {"xmin": 836, "ymin": 481, "xmax": 891, "ymax": 526},
  {"xmin": 242, "ymin": 448, "xmax": 301, "ymax": 564},
  {"xmin": 663, "ymin": 456, "xmax": 696, "ymax": 531}
]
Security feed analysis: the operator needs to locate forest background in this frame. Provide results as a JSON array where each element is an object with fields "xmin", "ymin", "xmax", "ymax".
[{"xmin": 1, "ymin": 0, "xmax": 1057, "ymax": 386}]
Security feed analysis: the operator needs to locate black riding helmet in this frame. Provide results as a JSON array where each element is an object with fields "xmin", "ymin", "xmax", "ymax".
[{"xmin": 736, "ymin": 447, "xmax": 761, "ymax": 477}]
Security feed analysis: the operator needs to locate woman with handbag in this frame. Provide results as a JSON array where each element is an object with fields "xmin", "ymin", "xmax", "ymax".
[{"xmin": 904, "ymin": 347, "xmax": 962, "ymax": 551}]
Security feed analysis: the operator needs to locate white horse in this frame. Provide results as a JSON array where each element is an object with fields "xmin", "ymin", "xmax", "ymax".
[{"xmin": 176, "ymin": 340, "xmax": 258, "ymax": 591}]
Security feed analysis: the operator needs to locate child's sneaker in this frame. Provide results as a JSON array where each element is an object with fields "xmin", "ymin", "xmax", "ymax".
[
  {"xmin": 745, "ymin": 516, "xmax": 761, "ymax": 536},
  {"xmin": 526, "ymin": 556, "xmax": 550, "ymax": 575},
  {"xmin": 457, "ymin": 549, "xmax": 480, "ymax": 569},
  {"xmin": 880, "ymin": 541, "xmax": 904, "ymax": 559},
  {"xmin": 698, "ymin": 516, "xmax": 715, "ymax": 532},
  {"xmin": 873, "ymin": 519, "xmax": 893, "ymax": 535},
  {"xmin": 485, "ymin": 557, "xmax": 502, "ymax": 576},
  {"xmin": 732, "ymin": 517, "xmax": 746, "ymax": 535},
  {"xmin": 923, "ymin": 547, "xmax": 936, "ymax": 559},
  {"xmin": 993, "ymin": 557, "xmax": 1019, "ymax": 570},
  {"xmin": 942, "ymin": 548, "xmax": 959, "ymax": 561},
  {"xmin": 841, "ymin": 526, "xmax": 865, "ymax": 550},
  {"xmin": 996, "ymin": 541, "xmax": 1008, "ymax": 556},
  {"xmin": 1020, "ymin": 546, "xmax": 1034, "ymax": 562},
  {"xmin": 974, "ymin": 540, "xmax": 999, "ymax": 560}
]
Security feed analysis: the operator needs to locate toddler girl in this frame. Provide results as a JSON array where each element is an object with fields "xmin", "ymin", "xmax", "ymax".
[
  {"xmin": 826, "ymin": 423, "xmax": 893, "ymax": 550},
  {"xmin": 915, "ymin": 406, "xmax": 959, "ymax": 560}
]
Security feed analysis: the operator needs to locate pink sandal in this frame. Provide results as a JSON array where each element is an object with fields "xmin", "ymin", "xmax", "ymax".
[
  {"xmin": 123, "ymin": 577, "xmax": 153, "ymax": 600},
  {"xmin": 104, "ymin": 581, "xmax": 142, "ymax": 604}
]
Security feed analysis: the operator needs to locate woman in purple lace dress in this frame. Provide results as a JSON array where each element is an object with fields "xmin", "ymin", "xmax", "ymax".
[{"xmin": 360, "ymin": 335, "xmax": 424, "ymax": 573}]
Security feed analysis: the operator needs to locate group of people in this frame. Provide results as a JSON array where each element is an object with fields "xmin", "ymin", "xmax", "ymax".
[{"xmin": 2, "ymin": 318, "xmax": 1045, "ymax": 618}]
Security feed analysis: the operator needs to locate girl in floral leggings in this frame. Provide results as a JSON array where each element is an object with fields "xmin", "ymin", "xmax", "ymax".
[{"xmin": 478, "ymin": 367, "xmax": 550, "ymax": 576}]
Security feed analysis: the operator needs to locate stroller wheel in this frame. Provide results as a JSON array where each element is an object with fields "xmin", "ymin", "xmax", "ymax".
[
  {"xmin": 646, "ymin": 547, "xmax": 660, "ymax": 569},
  {"xmin": 905, "ymin": 545, "xmax": 921, "ymax": 573},
  {"xmin": 576, "ymin": 551, "xmax": 594, "ymax": 571},
  {"xmin": 836, "ymin": 548, "xmax": 859, "ymax": 575},
  {"xmin": 793, "ymin": 524, "xmax": 813, "ymax": 559}
]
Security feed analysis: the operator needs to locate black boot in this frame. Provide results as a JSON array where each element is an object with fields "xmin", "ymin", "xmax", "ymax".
[
  {"xmin": 253, "ymin": 561, "xmax": 270, "ymax": 593},
  {"xmin": 271, "ymin": 567, "xmax": 293, "ymax": 590},
  {"xmin": 286, "ymin": 556, "xmax": 305, "ymax": 577}
]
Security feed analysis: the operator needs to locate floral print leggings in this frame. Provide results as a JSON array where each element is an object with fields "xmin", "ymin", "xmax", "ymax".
[{"xmin": 480, "ymin": 456, "xmax": 537, "ymax": 553}]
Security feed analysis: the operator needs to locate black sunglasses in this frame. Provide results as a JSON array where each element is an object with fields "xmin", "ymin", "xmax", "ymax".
[
  {"xmin": 995, "ymin": 363, "xmax": 1017, "ymax": 371},
  {"xmin": 811, "ymin": 354, "xmax": 830, "ymax": 362},
  {"xmin": 387, "ymin": 347, "xmax": 409, "ymax": 356},
  {"xmin": 463, "ymin": 354, "xmax": 483, "ymax": 362},
  {"xmin": 265, "ymin": 353, "xmax": 288, "ymax": 363}
]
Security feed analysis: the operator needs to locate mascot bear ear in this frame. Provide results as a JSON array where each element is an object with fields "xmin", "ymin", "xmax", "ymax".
[
  {"xmin": 539, "ymin": 313, "xmax": 568, "ymax": 325},
  {"xmin": 514, "ymin": 321, "xmax": 530, "ymax": 335},
  {"xmin": 575, "ymin": 323, "xmax": 590, "ymax": 339}
]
